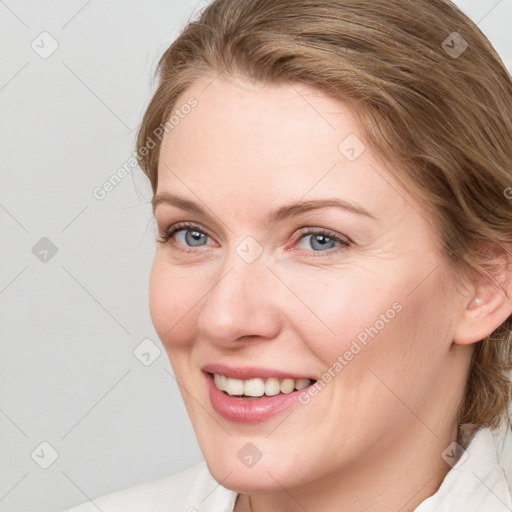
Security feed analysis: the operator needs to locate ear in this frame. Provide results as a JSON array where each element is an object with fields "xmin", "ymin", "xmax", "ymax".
[{"xmin": 453, "ymin": 246, "xmax": 512, "ymax": 346}]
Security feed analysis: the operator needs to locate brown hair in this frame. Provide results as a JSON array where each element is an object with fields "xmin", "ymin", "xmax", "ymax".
[{"xmin": 136, "ymin": 0, "xmax": 512, "ymax": 445}]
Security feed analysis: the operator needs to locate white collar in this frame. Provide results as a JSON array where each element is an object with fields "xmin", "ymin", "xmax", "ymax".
[{"xmin": 414, "ymin": 419, "xmax": 512, "ymax": 511}]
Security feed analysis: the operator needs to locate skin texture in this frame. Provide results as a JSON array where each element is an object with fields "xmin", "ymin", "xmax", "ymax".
[{"xmin": 148, "ymin": 74, "xmax": 510, "ymax": 512}]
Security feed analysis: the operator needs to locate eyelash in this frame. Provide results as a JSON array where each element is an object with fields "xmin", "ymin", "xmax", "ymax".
[{"xmin": 157, "ymin": 221, "xmax": 351, "ymax": 256}]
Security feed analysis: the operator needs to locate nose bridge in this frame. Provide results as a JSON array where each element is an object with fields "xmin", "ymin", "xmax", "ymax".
[
  {"xmin": 206, "ymin": 239, "xmax": 268, "ymax": 312},
  {"xmin": 213, "ymin": 234, "xmax": 269, "ymax": 299}
]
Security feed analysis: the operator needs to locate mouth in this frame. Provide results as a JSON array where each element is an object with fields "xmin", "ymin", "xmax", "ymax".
[
  {"xmin": 207, "ymin": 372, "xmax": 317, "ymax": 400},
  {"xmin": 202, "ymin": 365, "xmax": 319, "ymax": 423}
]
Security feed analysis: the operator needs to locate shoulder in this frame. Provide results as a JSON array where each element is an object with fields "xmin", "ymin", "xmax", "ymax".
[{"xmin": 59, "ymin": 461, "xmax": 238, "ymax": 512}]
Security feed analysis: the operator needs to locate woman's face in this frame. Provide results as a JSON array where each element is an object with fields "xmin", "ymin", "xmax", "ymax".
[{"xmin": 149, "ymin": 75, "xmax": 467, "ymax": 492}]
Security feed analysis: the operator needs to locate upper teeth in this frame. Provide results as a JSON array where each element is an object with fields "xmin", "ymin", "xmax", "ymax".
[{"xmin": 213, "ymin": 373, "xmax": 312, "ymax": 397}]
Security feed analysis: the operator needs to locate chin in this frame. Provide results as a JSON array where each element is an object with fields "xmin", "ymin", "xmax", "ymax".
[
  {"xmin": 203, "ymin": 445, "xmax": 317, "ymax": 493},
  {"xmin": 206, "ymin": 461, "xmax": 292, "ymax": 493}
]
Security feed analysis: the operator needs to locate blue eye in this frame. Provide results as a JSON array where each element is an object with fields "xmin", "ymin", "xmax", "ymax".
[
  {"xmin": 157, "ymin": 223, "xmax": 351, "ymax": 256},
  {"xmin": 174, "ymin": 227, "xmax": 209, "ymax": 247},
  {"xmin": 295, "ymin": 229, "xmax": 349, "ymax": 252},
  {"xmin": 158, "ymin": 222, "xmax": 212, "ymax": 250}
]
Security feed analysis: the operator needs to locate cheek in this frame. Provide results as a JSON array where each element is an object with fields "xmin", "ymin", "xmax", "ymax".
[
  {"xmin": 148, "ymin": 256, "xmax": 204, "ymax": 348},
  {"xmin": 330, "ymin": 268, "xmax": 454, "ymax": 406},
  {"xmin": 284, "ymin": 261, "xmax": 450, "ymax": 376},
  {"xmin": 279, "ymin": 266, "xmax": 400, "ymax": 361}
]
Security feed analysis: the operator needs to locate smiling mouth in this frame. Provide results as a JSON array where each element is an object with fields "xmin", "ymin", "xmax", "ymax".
[{"xmin": 209, "ymin": 372, "xmax": 317, "ymax": 399}]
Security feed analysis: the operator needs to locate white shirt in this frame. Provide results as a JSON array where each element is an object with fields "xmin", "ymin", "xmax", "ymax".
[{"xmin": 61, "ymin": 420, "xmax": 512, "ymax": 512}]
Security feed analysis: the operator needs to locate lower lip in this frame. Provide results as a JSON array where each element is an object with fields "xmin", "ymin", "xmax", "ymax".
[{"xmin": 205, "ymin": 372, "xmax": 311, "ymax": 423}]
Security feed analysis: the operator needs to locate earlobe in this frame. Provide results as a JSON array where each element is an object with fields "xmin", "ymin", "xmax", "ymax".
[{"xmin": 453, "ymin": 274, "xmax": 512, "ymax": 346}]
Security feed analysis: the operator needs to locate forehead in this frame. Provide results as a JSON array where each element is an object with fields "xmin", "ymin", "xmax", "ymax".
[
  {"xmin": 156, "ymin": 75, "xmax": 412, "ymax": 225},
  {"xmin": 160, "ymin": 75, "xmax": 358, "ymax": 165}
]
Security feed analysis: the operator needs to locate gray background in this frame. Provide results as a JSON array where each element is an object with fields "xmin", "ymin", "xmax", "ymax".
[{"xmin": 0, "ymin": 1, "xmax": 510, "ymax": 510}]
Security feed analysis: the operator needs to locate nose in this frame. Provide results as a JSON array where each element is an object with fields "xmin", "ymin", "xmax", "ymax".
[{"xmin": 196, "ymin": 248, "xmax": 281, "ymax": 347}]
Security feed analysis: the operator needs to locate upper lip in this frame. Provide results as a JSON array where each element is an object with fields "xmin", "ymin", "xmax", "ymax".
[{"xmin": 202, "ymin": 363, "xmax": 316, "ymax": 381}]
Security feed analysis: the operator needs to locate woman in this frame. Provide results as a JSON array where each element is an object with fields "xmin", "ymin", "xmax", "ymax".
[{"xmin": 62, "ymin": 0, "xmax": 512, "ymax": 510}]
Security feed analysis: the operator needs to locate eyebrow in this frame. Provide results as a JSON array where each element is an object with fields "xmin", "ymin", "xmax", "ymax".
[{"xmin": 152, "ymin": 192, "xmax": 376, "ymax": 223}]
